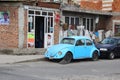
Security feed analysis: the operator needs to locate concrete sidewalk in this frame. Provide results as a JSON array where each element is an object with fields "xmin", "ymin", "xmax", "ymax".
[{"xmin": 0, "ymin": 55, "xmax": 44, "ymax": 64}]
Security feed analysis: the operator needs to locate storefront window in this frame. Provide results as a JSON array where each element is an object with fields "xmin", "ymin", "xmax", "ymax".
[
  {"xmin": 82, "ymin": 18, "xmax": 94, "ymax": 31},
  {"xmin": 83, "ymin": 18, "xmax": 86, "ymax": 29},
  {"xmin": 29, "ymin": 10, "xmax": 34, "ymax": 14},
  {"xmin": 48, "ymin": 12, "xmax": 53, "ymax": 16},
  {"xmin": 48, "ymin": 17, "xmax": 54, "ymax": 33},
  {"xmin": 87, "ymin": 19, "xmax": 90, "ymax": 30},
  {"xmin": 75, "ymin": 18, "xmax": 79, "ymax": 26},
  {"xmin": 65, "ymin": 16, "xmax": 80, "ymax": 27},
  {"xmin": 91, "ymin": 19, "xmax": 94, "ymax": 31},
  {"xmin": 28, "ymin": 15, "xmax": 35, "ymax": 48},
  {"xmin": 65, "ymin": 17, "xmax": 69, "ymax": 25},
  {"xmin": 35, "ymin": 11, "xmax": 41, "ymax": 15},
  {"xmin": 42, "ymin": 12, "xmax": 47, "ymax": 15},
  {"xmin": 71, "ymin": 17, "xmax": 74, "ymax": 25},
  {"xmin": 28, "ymin": 16, "xmax": 34, "ymax": 32}
]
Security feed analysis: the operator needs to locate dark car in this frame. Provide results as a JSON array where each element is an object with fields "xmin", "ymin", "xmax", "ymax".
[{"xmin": 96, "ymin": 37, "xmax": 120, "ymax": 59}]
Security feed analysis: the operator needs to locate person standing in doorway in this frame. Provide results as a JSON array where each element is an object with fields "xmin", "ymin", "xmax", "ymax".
[{"xmin": 47, "ymin": 34, "xmax": 52, "ymax": 47}]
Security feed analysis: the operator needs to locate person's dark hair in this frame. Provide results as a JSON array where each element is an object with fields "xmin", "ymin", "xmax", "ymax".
[
  {"xmin": 48, "ymin": 34, "xmax": 51, "ymax": 37},
  {"xmin": 3, "ymin": 12, "xmax": 8, "ymax": 16}
]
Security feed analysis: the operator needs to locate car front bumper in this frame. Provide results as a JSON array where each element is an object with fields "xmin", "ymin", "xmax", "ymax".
[
  {"xmin": 99, "ymin": 50, "xmax": 111, "ymax": 58},
  {"xmin": 45, "ymin": 53, "xmax": 64, "ymax": 59}
]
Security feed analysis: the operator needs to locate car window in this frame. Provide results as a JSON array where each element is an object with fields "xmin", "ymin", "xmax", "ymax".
[
  {"xmin": 76, "ymin": 39, "xmax": 85, "ymax": 46},
  {"xmin": 101, "ymin": 38, "xmax": 116, "ymax": 44},
  {"xmin": 117, "ymin": 39, "xmax": 120, "ymax": 44},
  {"xmin": 60, "ymin": 38, "xmax": 75, "ymax": 45},
  {"xmin": 86, "ymin": 39, "xmax": 92, "ymax": 46}
]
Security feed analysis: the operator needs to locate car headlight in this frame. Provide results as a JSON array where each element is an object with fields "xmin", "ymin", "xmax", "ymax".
[
  {"xmin": 58, "ymin": 51, "xmax": 62, "ymax": 55},
  {"xmin": 100, "ymin": 48, "xmax": 108, "ymax": 51}
]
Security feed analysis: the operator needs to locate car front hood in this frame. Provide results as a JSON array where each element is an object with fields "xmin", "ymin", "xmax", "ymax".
[
  {"xmin": 96, "ymin": 43, "xmax": 114, "ymax": 49},
  {"xmin": 47, "ymin": 44, "xmax": 73, "ymax": 56}
]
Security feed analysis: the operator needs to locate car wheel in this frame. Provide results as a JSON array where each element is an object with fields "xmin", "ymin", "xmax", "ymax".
[
  {"xmin": 59, "ymin": 52, "xmax": 72, "ymax": 64},
  {"xmin": 91, "ymin": 51, "xmax": 99, "ymax": 61},
  {"xmin": 108, "ymin": 52, "xmax": 115, "ymax": 59}
]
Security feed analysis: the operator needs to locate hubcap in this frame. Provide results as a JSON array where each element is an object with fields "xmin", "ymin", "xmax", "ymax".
[
  {"xmin": 65, "ymin": 53, "xmax": 72, "ymax": 62},
  {"xmin": 110, "ymin": 53, "xmax": 114, "ymax": 59}
]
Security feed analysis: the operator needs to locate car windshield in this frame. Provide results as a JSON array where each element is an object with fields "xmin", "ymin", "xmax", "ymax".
[
  {"xmin": 60, "ymin": 38, "xmax": 75, "ymax": 45},
  {"xmin": 101, "ymin": 38, "xmax": 116, "ymax": 44}
]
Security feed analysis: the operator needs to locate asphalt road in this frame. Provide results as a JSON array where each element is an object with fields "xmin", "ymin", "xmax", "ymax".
[{"xmin": 0, "ymin": 58, "xmax": 120, "ymax": 80}]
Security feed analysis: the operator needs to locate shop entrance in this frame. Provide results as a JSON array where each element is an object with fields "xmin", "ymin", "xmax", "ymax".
[
  {"xmin": 27, "ymin": 8, "xmax": 54, "ymax": 48},
  {"xmin": 35, "ymin": 16, "xmax": 44, "ymax": 48}
]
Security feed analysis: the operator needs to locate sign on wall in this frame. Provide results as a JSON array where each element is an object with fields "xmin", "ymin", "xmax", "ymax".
[
  {"xmin": 0, "ymin": 11, "xmax": 10, "ymax": 25},
  {"xmin": 45, "ymin": 33, "xmax": 53, "ymax": 48},
  {"xmin": 28, "ymin": 32, "xmax": 35, "ymax": 48}
]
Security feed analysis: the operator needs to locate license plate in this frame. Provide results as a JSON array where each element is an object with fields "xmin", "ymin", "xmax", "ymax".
[
  {"xmin": 100, "ymin": 48, "xmax": 107, "ymax": 51},
  {"xmin": 49, "ymin": 57, "xmax": 54, "ymax": 59}
]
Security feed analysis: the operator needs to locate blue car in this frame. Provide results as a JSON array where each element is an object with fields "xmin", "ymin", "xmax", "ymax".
[{"xmin": 45, "ymin": 36, "xmax": 100, "ymax": 64}]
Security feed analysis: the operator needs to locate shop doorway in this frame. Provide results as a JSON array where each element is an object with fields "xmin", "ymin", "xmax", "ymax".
[
  {"xmin": 35, "ymin": 16, "xmax": 44, "ymax": 48},
  {"xmin": 27, "ymin": 9, "xmax": 54, "ymax": 48}
]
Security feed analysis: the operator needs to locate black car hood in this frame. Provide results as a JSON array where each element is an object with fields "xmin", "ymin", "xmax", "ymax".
[{"xmin": 96, "ymin": 43, "xmax": 115, "ymax": 49}]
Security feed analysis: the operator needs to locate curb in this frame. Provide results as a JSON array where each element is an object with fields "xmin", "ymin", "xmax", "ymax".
[
  {"xmin": 13, "ymin": 57, "xmax": 45, "ymax": 64},
  {"xmin": 0, "ymin": 55, "xmax": 45, "ymax": 64},
  {"xmin": 0, "ymin": 48, "xmax": 46, "ymax": 55}
]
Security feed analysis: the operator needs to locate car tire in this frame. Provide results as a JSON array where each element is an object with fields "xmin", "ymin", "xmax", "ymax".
[
  {"xmin": 91, "ymin": 51, "xmax": 99, "ymax": 61},
  {"xmin": 59, "ymin": 52, "xmax": 73, "ymax": 64},
  {"xmin": 108, "ymin": 52, "xmax": 115, "ymax": 59}
]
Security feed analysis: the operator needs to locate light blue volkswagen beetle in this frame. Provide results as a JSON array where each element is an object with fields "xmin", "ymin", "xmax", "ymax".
[{"xmin": 45, "ymin": 36, "xmax": 100, "ymax": 64}]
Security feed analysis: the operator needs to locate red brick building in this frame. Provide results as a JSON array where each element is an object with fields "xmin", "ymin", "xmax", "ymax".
[
  {"xmin": 80, "ymin": 0, "xmax": 120, "ymax": 12},
  {"xmin": 79, "ymin": 0, "xmax": 120, "ymax": 37},
  {"xmin": 0, "ymin": 0, "xmax": 60, "ymax": 49}
]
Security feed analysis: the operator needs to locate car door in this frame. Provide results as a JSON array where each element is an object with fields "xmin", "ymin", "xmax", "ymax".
[
  {"xmin": 85, "ymin": 39, "xmax": 93, "ymax": 57},
  {"xmin": 74, "ymin": 39, "xmax": 87, "ymax": 59}
]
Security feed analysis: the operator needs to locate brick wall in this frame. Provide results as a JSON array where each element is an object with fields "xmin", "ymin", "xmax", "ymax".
[
  {"xmin": 23, "ymin": 10, "xmax": 27, "ymax": 48},
  {"xmin": 38, "ymin": 2, "xmax": 60, "ymax": 9},
  {"xmin": 0, "ymin": 6, "xmax": 19, "ymax": 48},
  {"xmin": 112, "ymin": 0, "xmax": 120, "ymax": 12},
  {"xmin": 54, "ymin": 25, "xmax": 60, "ymax": 44},
  {"xmin": 97, "ymin": 15, "xmax": 120, "ymax": 33},
  {"xmin": 53, "ymin": 11, "xmax": 60, "ymax": 44},
  {"xmin": 80, "ymin": 0, "xmax": 120, "ymax": 12},
  {"xmin": 96, "ymin": 16, "xmax": 108, "ymax": 30},
  {"xmin": 80, "ymin": 0, "xmax": 102, "ymax": 10}
]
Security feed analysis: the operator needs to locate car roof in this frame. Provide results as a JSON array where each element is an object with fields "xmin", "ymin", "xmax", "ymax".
[{"xmin": 64, "ymin": 36, "xmax": 91, "ymax": 40}]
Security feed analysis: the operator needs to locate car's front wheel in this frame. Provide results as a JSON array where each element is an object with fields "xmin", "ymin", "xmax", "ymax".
[
  {"xmin": 91, "ymin": 51, "xmax": 99, "ymax": 61},
  {"xmin": 59, "ymin": 52, "xmax": 73, "ymax": 64},
  {"xmin": 108, "ymin": 52, "xmax": 115, "ymax": 59}
]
